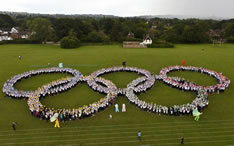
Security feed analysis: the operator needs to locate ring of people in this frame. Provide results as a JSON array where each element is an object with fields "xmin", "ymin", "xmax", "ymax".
[{"xmin": 2, "ymin": 65, "xmax": 231, "ymax": 124}]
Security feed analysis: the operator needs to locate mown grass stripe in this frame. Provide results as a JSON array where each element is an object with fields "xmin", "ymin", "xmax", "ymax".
[
  {"xmin": 80, "ymin": 139, "xmax": 234, "ymax": 146},
  {"xmin": 0, "ymin": 128, "xmax": 233, "ymax": 142},
  {"xmin": 0, "ymin": 119, "xmax": 233, "ymax": 133},
  {"xmin": 0, "ymin": 133, "xmax": 233, "ymax": 145},
  {"xmin": 1, "ymin": 122, "xmax": 234, "ymax": 138}
]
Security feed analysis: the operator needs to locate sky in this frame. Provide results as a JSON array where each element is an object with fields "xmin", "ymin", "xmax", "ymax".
[{"xmin": 0, "ymin": 0, "xmax": 234, "ymax": 18}]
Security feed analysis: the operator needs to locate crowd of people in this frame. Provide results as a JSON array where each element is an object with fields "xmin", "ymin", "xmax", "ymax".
[
  {"xmin": 85, "ymin": 76, "xmax": 118, "ymax": 94},
  {"xmin": 2, "ymin": 68, "xmax": 82, "ymax": 99},
  {"xmin": 27, "ymin": 76, "xmax": 118, "ymax": 121},
  {"xmin": 125, "ymin": 65, "xmax": 231, "ymax": 116},
  {"xmin": 126, "ymin": 86, "xmax": 209, "ymax": 115},
  {"xmin": 89, "ymin": 66, "xmax": 155, "ymax": 94},
  {"xmin": 2, "ymin": 65, "xmax": 231, "ymax": 121},
  {"xmin": 127, "ymin": 76, "xmax": 155, "ymax": 93},
  {"xmin": 159, "ymin": 66, "xmax": 230, "ymax": 93}
]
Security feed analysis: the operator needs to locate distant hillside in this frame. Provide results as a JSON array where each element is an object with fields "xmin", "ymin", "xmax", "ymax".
[
  {"xmin": 0, "ymin": 11, "xmax": 231, "ymax": 20},
  {"xmin": 0, "ymin": 11, "xmax": 119, "ymax": 19},
  {"xmin": 138, "ymin": 15, "xmax": 230, "ymax": 20}
]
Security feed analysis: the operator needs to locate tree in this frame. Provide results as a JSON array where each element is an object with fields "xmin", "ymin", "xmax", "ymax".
[
  {"xmin": 226, "ymin": 36, "xmax": 234, "ymax": 43},
  {"xmin": 60, "ymin": 30, "xmax": 80, "ymax": 49},
  {"xmin": 100, "ymin": 18, "xmax": 115, "ymax": 35},
  {"xmin": 135, "ymin": 27, "xmax": 146, "ymax": 39},
  {"xmin": 89, "ymin": 19, "xmax": 99, "ymax": 32},
  {"xmin": 27, "ymin": 18, "xmax": 53, "ymax": 44},
  {"xmin": 52, "ymin": 18, "xmax": 84, "ymax": 41},
  {"xmin": 182, "ymin": 24, "xmax": 208, "ymax": 43},
  {"xmin": 110, "ymin": 22, "xmax": 123, "ymax": 42},
  {"xmin": 52, "ymin": 18, "xmax": 74, "ymax": 40},
  {"xmin": 224, "ymin": 23, "xmax": 234, "ymax": 37},
  {"xmin": 0, "ymin": 14, "xmax": 16, "ymax": 28},
  {"xmin": 85, "ymin": 31, "xmax": 103, "ymax": 42},
  {"xmin": 161, "ymin": 28, "xmax": 177, "ymax": 43}
]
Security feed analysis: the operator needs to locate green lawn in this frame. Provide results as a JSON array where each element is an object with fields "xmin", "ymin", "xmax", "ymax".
[{"xmin": 0, "ymin": 44, "xmax": 234, "ymax": 146}]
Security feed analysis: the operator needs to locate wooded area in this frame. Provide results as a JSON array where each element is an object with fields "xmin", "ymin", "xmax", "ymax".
[{"xmin": 1, "ymin": 13, "xmax": 234, "ymax": 44}]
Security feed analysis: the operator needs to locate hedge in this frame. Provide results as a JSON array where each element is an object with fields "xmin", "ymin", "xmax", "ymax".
[
  {"xmin": 0, "ymin": 39, "xmax": 40, "ymax": 45},
  {"xmin": 147, "ymin": 41, "xmax": 174, "ymax": 48}
]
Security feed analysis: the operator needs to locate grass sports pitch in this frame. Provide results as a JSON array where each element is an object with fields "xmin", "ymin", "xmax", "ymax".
[{"xmin": 0, "ymin": 44, "xmax": 234, "ymax": 146}]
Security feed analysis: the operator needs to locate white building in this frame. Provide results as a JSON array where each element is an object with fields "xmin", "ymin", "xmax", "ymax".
[
  {"xmin": 141, "ymin": 35, "xmax": 152, "ymax": 45},
  {"xmin": 10, "ymin": 27, "xmax": 19, "ymax": 34},
  {"xmin": 0, "ymin": 35, "xmax": 13, "ymax": 41},
  {"xmin": 0, "ymin": 27, "xmax": 28, "ymax": 41},
  {"xmin": 19, "ymin": 32, "xmax": 29, "ymax": 39}
]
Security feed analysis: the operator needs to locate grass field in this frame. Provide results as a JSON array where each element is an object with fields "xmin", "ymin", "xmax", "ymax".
[{"xmin": 0, "ymin": 44, "xmax": 234, "ymax": 146}]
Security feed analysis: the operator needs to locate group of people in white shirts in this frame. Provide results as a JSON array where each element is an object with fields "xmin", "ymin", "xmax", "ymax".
[
  {"xmin": 159, "ymin": 65, "xmax": 230, "ymax": 93},
  {"xmin": 2, "ymin": 67, "xmax": 81, "ymax": 99},
  {"xmin": 124, "ymin": 65, "xmax": 230, "ymax": 116},
  {"xmin": 126, "ymin": 87, "xmax": 209, "ymax": 116},
  {"xmin": 2, "ymin": 65, "xmax": 231, "ymax": 122},
  {"xmin": 26, "ymin": 76, "xmax": 118, "ymax": 121}
]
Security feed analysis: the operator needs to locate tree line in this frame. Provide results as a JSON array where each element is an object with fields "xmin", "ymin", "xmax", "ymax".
[{"xmin": 1, "ymin": 13, "xmax": 234, "ymax": 44}]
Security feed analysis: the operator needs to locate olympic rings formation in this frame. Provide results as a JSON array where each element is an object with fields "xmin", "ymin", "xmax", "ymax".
[
  {"xmin": 2, "ymin": 66, "xmax": 231, "ymax": 121},
  {"xmin": 89, "ymin": 66, "xmax": 155, "ymax": 94},
  {"xmin": 2, "ymin": 68, "xmax": 82, "ymax": 99},
  {"xmin": 160, "ymin": 66, "xmax": 230, "ymax": 93}
]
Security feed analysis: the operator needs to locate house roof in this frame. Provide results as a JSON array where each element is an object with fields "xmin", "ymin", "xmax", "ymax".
[
  {"xmin": 127, "ymin": 32, "xmax": 134, "ymax": 38},
  {"xmin": 144, "ymin": 34, "xmax": 152, "ymax": 40}
]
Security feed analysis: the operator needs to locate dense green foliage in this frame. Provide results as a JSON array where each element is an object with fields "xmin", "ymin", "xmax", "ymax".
[
  {"xmin": 60, "ymin": 30, "xmax": 80, "ymax": 49},
  {"xmin": 226, "ymin": 36, "xmax": 234, "ymax": 43},
  {"xmin": 0, "ymin": 14, "xmax": 16, "ymax": 27},
  {"xmin": 0, "ymin": 38, "xmax": 40, "ymax": 45},
  {"xmin": 60, "ymin": 36, "xmax": 80, "ymax": 49},
  {"xmin": 26, "ymin": 18, "xmax": 53, "ymax": 44},
  {"xmin": 2, "ymin": 14, "xmax": 234, "ymax": 44},
  {"xmin": 0, "ymin": 44, "xmax": 234, "ymax": 145},
  {"xmin": 224, "ymin": 23, "xmax": 234, "ymax": 37}
]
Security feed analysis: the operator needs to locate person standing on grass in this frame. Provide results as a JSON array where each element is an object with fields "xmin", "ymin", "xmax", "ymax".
[
  {"xmin": 109, "ymin": 114, "xmax": 112, "ymax": 120},
  {"xmin": 122, "ymin": 103, "xmax": 126, "ymax": 112},
  {"xmin": 181, "ymin": 136, "xmax": 184, "ymax": 144},
  {"xmin": 54, "ymin": 119, "xmax": 60, "ymax": 128},
  {"xmin": 115, "ymin": 104, "xmax": 119, "ymax": 112},
  {"xmin": 138, "ymin": 131, "xmax": 142, "ymax": 142},
  {"xmin": 12, "ymin": 122, "xmax": 16, "ymax": 131},
  {"xmin": 122, "ymin": 61, "xmax": 126, "ymax": 67},
  {"xmin": 181, "ymin": 60, "xmax": 185, "ymax": 67}
]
